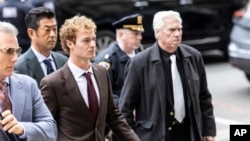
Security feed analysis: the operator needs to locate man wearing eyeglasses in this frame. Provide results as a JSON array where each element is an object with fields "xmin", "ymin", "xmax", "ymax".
[
  {"xmin": 14, "ymin": 7, "xmax": 68, "ymax": 85},
  {"xmin": 0, "ymin": 21, "xmax": 57, "ymax": 141}
]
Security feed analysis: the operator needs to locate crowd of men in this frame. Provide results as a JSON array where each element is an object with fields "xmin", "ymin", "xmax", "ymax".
[{"xmin": 0, "ymin": 2, "xmax": 216, "ymax": 141}]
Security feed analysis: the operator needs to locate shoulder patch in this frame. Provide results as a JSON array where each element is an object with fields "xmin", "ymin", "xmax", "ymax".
[
  {"xmin": 104, "ymin": 54, "xmax": 110, "ymax": 59},
  {"xmin": 98, "ymin": 61, "xmax": 110, "ymax": 70}
]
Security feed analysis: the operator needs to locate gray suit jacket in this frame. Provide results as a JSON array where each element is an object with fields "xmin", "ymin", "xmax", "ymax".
[
  {"xmin": 40, "ymin": 63, "xmax": 140, "ymax": 141},
  {"xmin": 0, "ymin": 73, "xmax": 57, "ymax": 141},
  {"xmin": 119, "ymin": 43, "xmax": 216, "ymax": 141},
  {"xmin": 14, "ymin": 48, "xmax": 68, "ymax": 85}
]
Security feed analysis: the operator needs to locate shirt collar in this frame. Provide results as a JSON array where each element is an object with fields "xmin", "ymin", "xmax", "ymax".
[
  {"xmin": 67, "ymin": 59, "xmax": 94, "ymax": 78},
  {"xmin": 31, "ymin": 46, "xmax": 54, "ymax": 63},
  {"xmin": 159, "ymin": 46, "xmax": 181, "ymax": 60},
  {"xmin": 1, "ymin": 77, "xmax": 9, "ymax": 86}
]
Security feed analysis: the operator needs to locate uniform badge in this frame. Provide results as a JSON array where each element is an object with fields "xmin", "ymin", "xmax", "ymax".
[
  {"xmin": 98, "ymin": 61, "xmax": 110, "ymax": 70},
  {"xmin": 137, "ymin": 15, "xmax": 142, "ymax": 24}
]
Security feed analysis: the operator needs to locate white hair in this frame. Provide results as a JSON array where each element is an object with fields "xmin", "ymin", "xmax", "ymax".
[
  {"xmin": 0, "ymin": 21, "xmax": 18, "ymax": 36},
  {"xmin": 153, "ymin": 10, "xmax": 182, "ymax": 31}
]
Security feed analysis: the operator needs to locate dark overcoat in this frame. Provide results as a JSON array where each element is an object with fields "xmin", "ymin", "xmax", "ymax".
[{"xmin": 119, "ymin": 43, "xmax": 216, "ymax": 141}]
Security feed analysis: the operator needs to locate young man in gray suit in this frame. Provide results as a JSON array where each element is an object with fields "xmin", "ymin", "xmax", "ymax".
[
  {"xmin": 14, "ymin": 7, "xmax": 67, "ymax": 85},
  {"xmin": 40, "ymin": 15, "xmax": 140, "ymax": 141},
  {"xmin": 0, "ymin": 21, "xmax": 57, "ymax": 141}
]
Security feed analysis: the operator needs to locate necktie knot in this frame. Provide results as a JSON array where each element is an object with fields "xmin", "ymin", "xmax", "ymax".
[
  {"xmin": 84, "ymin": 72, "xmax": 91, "ymax": 81},
  {"xmin": 170, "ymin": 54, "xmax": 176, "ymax": 63},
  {"xmin": 0, "ymin": 81, "xmax": 7, "ymax": 93},
  {"xmin": 43, "ymin": 59, "xmax": 54, "ymax": 74}
]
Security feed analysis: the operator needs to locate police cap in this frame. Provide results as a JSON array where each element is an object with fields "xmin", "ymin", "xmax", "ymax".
[{"xmin": 112, "ymin": 14, "xmax": 144, "ymax": 32}]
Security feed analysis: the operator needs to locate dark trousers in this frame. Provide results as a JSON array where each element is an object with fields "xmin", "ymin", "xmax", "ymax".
[
  {"xmin": 112, "ymin": 134, "xmax": 120, "ymax": 141},
  {"xmin": 172, "ymin": 122, "xmax": 190, "ymax": 141}
]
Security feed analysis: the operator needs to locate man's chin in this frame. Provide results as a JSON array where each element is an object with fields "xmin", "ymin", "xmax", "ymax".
[
  {"xmin": 133, "ymin": 45, "xmax": 140, "ymax": 50},
  {"xmin": 172, "ymin": 42, "xmax": 180, "ymax": 47},
  {"xmin": 48, "ymin": 45, "xmax": 56, "ymax": 50},
  {"xmin": 6, "ymin": 71, "xmax": 13, "ymax": 77}
]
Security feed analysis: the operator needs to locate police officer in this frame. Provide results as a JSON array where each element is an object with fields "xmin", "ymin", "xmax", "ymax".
[
  {"xmin": 95, "ymin": 13, "xmax": 144, "ymax": 106},
  {"xmin": 94, "ymin": 13, "xmax": 144, "ymax": 141}
]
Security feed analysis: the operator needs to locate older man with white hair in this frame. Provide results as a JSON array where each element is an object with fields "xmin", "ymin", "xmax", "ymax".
[{"xmin": 119, "ymin": 10, "xmax": 216, "ymax": 141}]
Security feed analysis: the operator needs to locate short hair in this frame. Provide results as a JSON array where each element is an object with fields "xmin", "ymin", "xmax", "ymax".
[
  {"xmin": 59, "ymin": 15, "xmax": 96, "ymax": 54},
  {"xmin": 0, "ymin": 21, "xmax": 18, "ymax": 36},
  {"xmin": 25, "ymin": 7, "xmax": 56, "ymax": 30},
  {"xmin": 153, "ymin": 10, "xmax": 182, "ymax": 31}
]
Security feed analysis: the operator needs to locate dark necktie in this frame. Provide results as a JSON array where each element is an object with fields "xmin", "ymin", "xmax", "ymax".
[
  {"xmin": 43, "ymin": 59, "xmax": 54, "ymax": 75},
  {"xmin": 0, "ymin": 82, "xmax": 12, "ymax": 112},
  {"xmin": 84, "ymin": 72, "xmax": 99, "ymax": 121}
]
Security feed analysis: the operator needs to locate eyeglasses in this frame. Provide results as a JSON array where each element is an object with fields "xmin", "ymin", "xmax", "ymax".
[{"xmin": 0, "ymin": 47, "xmax": 22, "ymax": 55}]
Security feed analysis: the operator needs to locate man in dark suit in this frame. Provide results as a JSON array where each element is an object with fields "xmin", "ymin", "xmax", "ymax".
[
  {"xmin": 14, "ymin": 7, "xmax": 67, "ymax": 85},
  {"xmin": 0, "ymin": 21, "xmax": 57, "ymax": 141},
  {"xmin": 40, "ymin": 15, "xmax": 140, "ymax": 141},
  {"xmin": 119, "ymin": 10, "xmax": 216, "ymax": 141}
]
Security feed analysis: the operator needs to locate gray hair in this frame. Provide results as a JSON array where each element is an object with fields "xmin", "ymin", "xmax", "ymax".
[
  {"xmin": 153, "ymin": 10, "xmax": 182, "ymax": 31},
  {"xmin": 0, "ymin": 21, "xmax": 18, "ymax": 36}
]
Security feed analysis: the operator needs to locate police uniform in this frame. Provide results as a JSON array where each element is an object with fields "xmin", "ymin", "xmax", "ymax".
[{"xmin": 94, "ymin": 13, "xmax": 144, "ymax": 106}]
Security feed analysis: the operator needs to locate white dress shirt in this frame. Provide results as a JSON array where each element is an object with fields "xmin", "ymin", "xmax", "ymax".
[
  {"xmin": 67, "ymin": 60, "xmax": 100, "ymax": 107},
  {"xmin": 31, "ymin": 47, "xmax": 56, "ymax": 76}
]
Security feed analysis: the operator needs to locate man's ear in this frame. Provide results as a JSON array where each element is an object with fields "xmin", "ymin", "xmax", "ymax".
[
  {"xmin": 155, "ymin": 29, "xmax": 160, "ymax": 39},
  {"xmin": 27, "ymin": 28, "xmax": 35, "ymax": 39},
  {"xmin": 66, "ymin": 39, "xmax": 73, "ymax": 48}
]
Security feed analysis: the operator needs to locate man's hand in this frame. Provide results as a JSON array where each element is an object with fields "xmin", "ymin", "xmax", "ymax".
[
  {"xmin": 0, "ymin": 110, "xmax": 24, "ymax": 135},
  {"xmin": 202, "ymin": 136, "xmax": 215, "ymax": 141}
]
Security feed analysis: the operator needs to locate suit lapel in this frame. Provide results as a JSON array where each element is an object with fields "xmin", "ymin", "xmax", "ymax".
[
  {"xmin": 62, "ymin": 64, "xmax": 95, "ymax": 122},
  {"xmin": 26, "ymin": 49, "xmax": 44, "ymax": 82},
  {"xmin": 51, "ymin": 52, "xmax": 66, "ymax": 69},
  {"xmin": 179, "ymin": 46, "xmax": 192, "ymax": 108},
  {"xmin": 150, "ymin": 44, "xmax": 167, "ymax": 121},
  {"xmin": 9, "ymin": 75, "xmax": 25, "ymax": 120}
]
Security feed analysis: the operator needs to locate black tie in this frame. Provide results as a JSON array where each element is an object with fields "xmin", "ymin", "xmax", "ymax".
[
  {"xmin": 43, "ymin": 59, "xmax": 54, "ymax": 75},
  {"xmin": 84, "ymin": 72, "xmax": 99, "ymax": 121}
]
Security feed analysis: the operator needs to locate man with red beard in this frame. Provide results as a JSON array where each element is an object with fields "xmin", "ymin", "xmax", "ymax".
[{"xmin": 14, "ymin": 7, "xmax": 67, "ymax": 85}]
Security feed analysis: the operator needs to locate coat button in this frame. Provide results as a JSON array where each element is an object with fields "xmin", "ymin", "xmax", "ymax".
[
  {"xmin": 170, "ymin": 111, "xmax": 174, "ymax": 116},
  {"xmin": 168, "ymin": 127, "xmax": 172, "ymax": 131}
]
